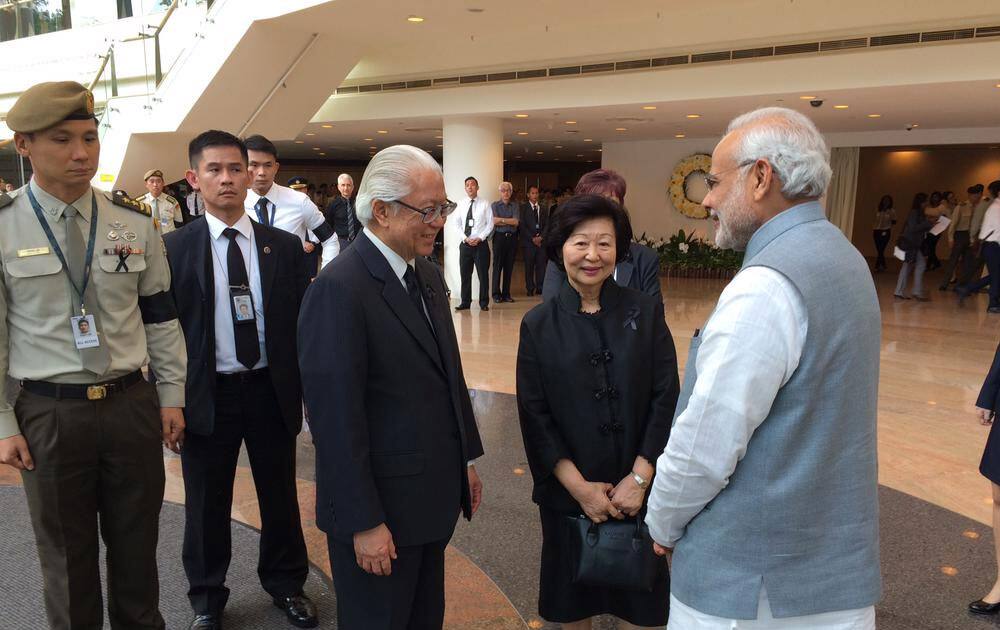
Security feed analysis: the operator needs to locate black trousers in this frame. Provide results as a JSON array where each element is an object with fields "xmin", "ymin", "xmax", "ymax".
[
  {"xmin": 329, "ymin": 536, "xmax": 449, "ymax": 630},
  {"xmin": 985, "ymin": 242, "xmax": 1000, "ymax": 308},
  {"xmin": 523, "ymin": 243, "xmax": 547, "ymax": 295},
  {"xmin": 459, "ymin": 241, "xmax": 490, "ymax": 308},
  {"xmin": 181, "ymin": 373, "xmax": 308, "ymax": 615},
  {"xmin": 490, "ymin": 232, "xmax": 517, "ymax": 299},
  {"xmin": 873, "ymin": 229, "xmax": 891, "ymax": 270},
  {"xmin": 925, "ymin": 232, "xmax": 943, "ymax": 269},
  {"xmin": 940, "ymin": 230, "xmax": 971, "ymax": 287},
  {"xmin": 16, "ymin": 379, "xmax": 165, "ymax": 630}
]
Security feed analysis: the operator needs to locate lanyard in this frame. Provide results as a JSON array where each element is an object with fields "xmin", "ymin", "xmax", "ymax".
[{"xmin": 26, "ymin": 187, "xmax": 99, "ymax": 314}]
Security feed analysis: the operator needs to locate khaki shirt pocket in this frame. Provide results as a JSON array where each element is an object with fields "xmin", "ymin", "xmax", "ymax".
[
  {"xmin": 3, "ymin": 254, "xmax": 68, "ymax": 318},
  {"xmin": 97, "ymin": 252, "xmax": 148, "ymax": 275},
  {"xmin": 4, "ymin": 254, "xmax": 63, "ymax": 279}
]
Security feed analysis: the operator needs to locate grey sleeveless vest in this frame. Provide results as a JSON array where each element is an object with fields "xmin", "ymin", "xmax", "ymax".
[{"xmin": 670, "ymin": 202, "xmax": 882, "ymax": 619}]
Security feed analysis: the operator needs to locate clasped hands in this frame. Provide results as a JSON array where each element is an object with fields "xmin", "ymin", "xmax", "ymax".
[{"xmin": 573, "ymin": 473, "xmax": 645, "ymax": 524}]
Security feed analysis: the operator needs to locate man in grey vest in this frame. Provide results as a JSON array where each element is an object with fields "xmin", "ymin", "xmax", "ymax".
[{"xmin": 646, "ymin": 107, "xmax": 880, "ymax": 629}]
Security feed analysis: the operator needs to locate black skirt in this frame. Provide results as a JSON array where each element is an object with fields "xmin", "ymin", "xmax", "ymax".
[
  {"xmin": 980, "ymin": 420, "xmax": 1000, "ymax": 485},
  {"xmin": 537, "ymin": 506, "xmax": 670, "ymax": 626}
]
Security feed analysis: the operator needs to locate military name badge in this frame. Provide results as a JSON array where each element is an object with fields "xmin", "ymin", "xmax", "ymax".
[{"xmin": 17, "ymin": 247, "xmax": 50, "ymax": 257}]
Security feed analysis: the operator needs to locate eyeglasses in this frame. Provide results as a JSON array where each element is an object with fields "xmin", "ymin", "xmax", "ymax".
[
  {"xmin": 703, "ymin": 160, "xmax": 757, "ymax": 192},
  {"xmin": 394, "ymin": 199, "xmax": 458, "ymax": 224}
]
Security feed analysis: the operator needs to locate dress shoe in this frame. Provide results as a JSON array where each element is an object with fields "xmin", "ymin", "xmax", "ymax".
[
  {"xmin": 189, "ymin": 614, "xmax": 222, "ymax": 630},
  {"xmin": 273, "ymin": 593, "xmax": 318, "ymax": 628},
  {"xmin": 502, "ymin": 296, "xmax": 515, "ymax": 303},
  {"xmin": 989, "ymin": 306, "xmax": 1000, "ymax": 314},
  {"xmin": 455, "ymin": 303, "xmax": 471, "ymax": 311},
  {"xmin": 491, "ymin": 294, "xmax": 501, "ymax": 303},
  {"xmin": 914, "ymin": 295, "xmax": 930, "ymax": 302},
  {"xmin": 893, "ymin": 294, "xmax": 910, "ymax": 300},
  {"xmin": 969, "ymin": 599, "xmax": 1000, "ymax": 615},
  {"xmin": 481, "ymin": 305, "xmax": 489, "ymax": 311},
  {"xmin": 526, "ymin": 290, "xmax": 535, "ymax": 297}
]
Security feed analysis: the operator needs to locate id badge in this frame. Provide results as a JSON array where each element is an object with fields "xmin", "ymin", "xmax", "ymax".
[
  {"xmin": 71, "ymin": 314, "xmax": 100, "ymax": 349},
  {"xmin": 231, "ymin": 290, "xmax": 256, "ymax": 323},
  {"xmin": 467, "ymin": 218, "xmax": 474, "ymax": 229}
]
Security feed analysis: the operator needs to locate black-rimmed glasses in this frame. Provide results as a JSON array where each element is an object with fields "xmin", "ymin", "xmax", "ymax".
[
  {"xmin": 703, "ymin": 160, "xmax": 757, "ymax": 191},
  {"xmin": 394, "ymin": 199, "xmax": 458, "ymax": 224}
]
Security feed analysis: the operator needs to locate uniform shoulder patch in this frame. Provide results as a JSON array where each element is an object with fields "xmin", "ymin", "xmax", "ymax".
[
  {"xmin": 105, "ymin": 190, "xmax": 152, "ymax": 216},
  {"xmin": 163, "ymin": 194, "xmax": 179, "ymax": 205}
]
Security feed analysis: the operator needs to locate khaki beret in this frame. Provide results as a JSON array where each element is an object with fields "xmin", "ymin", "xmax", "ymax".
[
  {"xmin": 144, "ymin": 169, "xmax": 164, "ymax": 181},
  {"xmin": 6, "ymin": 81, "xmax": 96, "ymax": 133}
]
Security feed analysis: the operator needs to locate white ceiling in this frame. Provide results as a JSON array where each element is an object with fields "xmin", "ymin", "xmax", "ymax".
[{"xmin": 274, "ymin": 80, "xmax": 1000, "ymax": 162}]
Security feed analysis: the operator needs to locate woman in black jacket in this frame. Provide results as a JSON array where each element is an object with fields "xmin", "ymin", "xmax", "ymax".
[
  {"xmin": 516, "ymin": 194, "xmax": 680, "ymax": 629},
  {"xmin": 971, "ymin": 342, "xmax": 1000, "ymax": 615},
  {"xmin": 894, "ymin": 192, "xmax": 936, "ymax": 300}
]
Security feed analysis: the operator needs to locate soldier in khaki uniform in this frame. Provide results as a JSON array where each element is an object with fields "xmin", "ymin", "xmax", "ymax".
[
  {"xmin": 139, "ymin": 168, "xmax": 182, "ymax": 235},
  {"xmin": 0, "ymin": 81, "xmax": 187, "ymax": 629}
]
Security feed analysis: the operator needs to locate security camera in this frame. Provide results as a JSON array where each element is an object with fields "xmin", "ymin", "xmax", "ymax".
[{"xmin": 809, "ymin": 99, "xmax": 823, "ymax": 108}]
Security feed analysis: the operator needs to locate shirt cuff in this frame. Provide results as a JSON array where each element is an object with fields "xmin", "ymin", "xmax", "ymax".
[
  {"xmin": 467, "ymin": 458, "xmax": 479, "ymax": 467},
  {"xmin": 0, "ymin": 410, "xmax": 19, "ymax": 440},
  {"xmin": 155, "ymin": 383, "xmax": 185, "ymax": 408}
]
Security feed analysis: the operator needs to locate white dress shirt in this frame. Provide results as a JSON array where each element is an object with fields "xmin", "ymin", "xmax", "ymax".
[
  {"xmin": 979, "ymin": 198, "xmax": 1000, "ymax": 243},
  {"xmin": 668, "ymin": 586, "xmax": 875, "ymax": 630},
  {"xmin": 452, "ymin": 196, "xmax": 493, "ymax": 242},
  {"xmin": 205, "ymin": 212, "xmax": 268, "ymax": 373},
  {"xmin": 245, "ymin": 183, "xmax": 339, "ymax": 267},
  {"xmin": 186, "ymin": 191, "xmax": 205, "ymax": 216}
]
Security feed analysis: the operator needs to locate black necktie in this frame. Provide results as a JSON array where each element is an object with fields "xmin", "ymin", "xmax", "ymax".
[
  {"xmin": 346, "ymin": 200, "xmax": 356, "ymax": 241},
  {"xmin": 404, "ymin": 265, "xmax": 432, "ymax": 333},
  {"xmin": 464, "ymin": 200, "xmax": 474, "ymax": 237},
  {"xmin": 255, "ymin": 197, "xmax": 271, "ymax": 227},
  {"xmin": 223, "ymin": 228, "xmax": 260, "ymax": 370}
]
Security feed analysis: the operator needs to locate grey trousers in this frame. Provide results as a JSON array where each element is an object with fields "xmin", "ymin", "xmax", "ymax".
[{"xmin": 895, "ymin": 251, "xmax": 927, "ymax": 297}]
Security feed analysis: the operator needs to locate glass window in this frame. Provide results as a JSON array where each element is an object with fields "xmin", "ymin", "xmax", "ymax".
[{"xmin": 0, "ymin": 1, "xmax": 71, "ymax": 42}]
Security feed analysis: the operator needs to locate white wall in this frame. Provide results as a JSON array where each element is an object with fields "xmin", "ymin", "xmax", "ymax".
[{"xmin": 601, "ymin": 138, "xmax": 718, "ymax": 243}]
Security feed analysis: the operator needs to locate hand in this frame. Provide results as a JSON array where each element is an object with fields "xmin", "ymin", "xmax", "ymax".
[
  {"xmin": 354, "ymin": 523, "xmax": 397, "ymax": 576},
  {"xmin": 532, "ymin": 236, "xmax": 542, "ymax": 247},
  {"xmin": 468, "ymin": 464, "xmax": 483, "ymax": 516},
  {"xmin": 653, "ymin": 542, "xmax": 673, "ymax": 568},
  {"xmin": 979, "ymin": 406, "xmax": 994, "ymax": 425},
  {"xmin": 0, "ymin": 435, "xmax": 34, "ymax": 471},
  {"xmin": 573, "ymin": 481, "xmax": 621, "ymax": 523},
  {"xmin": 609, "ymin": 474, "xmax": 646, "ymax": 517},
  {"xmin": 160, "ymin": 407, "xmax": 185, "ymax": 453},
  {"xmin": 303, "ymin": 242, "xmax": 315, "ymax": 253}
]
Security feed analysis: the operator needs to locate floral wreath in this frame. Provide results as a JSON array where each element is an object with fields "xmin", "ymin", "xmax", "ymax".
[{"xmin": 669, "ymin": 154, "xmax": 712, "ymax": 219}]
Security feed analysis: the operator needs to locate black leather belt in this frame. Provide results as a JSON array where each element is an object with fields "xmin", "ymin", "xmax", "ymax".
[
  {"xmin": 22, "ymin": 370, "xmax": 144, "ymax": 401},
  {"xmin": 495, "ymin": 231, "xmax": 515, "ymax": 237},
  {"xmin": 216, "ymin": 367, "xmax": 269, "ymax": 385}
]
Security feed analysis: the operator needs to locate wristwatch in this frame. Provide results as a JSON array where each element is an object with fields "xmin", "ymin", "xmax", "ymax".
[{"xmin": 631, "ymin": 471, "xmax": 649, "ymax": 490}]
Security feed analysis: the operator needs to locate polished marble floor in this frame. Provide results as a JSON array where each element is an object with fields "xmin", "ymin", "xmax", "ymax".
[{"xmin": 2, "ymin": 262, "xmax": 999, "ymax": 628}]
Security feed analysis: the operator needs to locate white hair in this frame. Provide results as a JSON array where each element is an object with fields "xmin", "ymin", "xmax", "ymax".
[
  {"xmin": 355, "ymin": 145, "xmax": 441, "ymax": 227},
  {"xmin": 337, "ymin": 173, "xmax": 353, "ymax": 184},
  {"xmin": 725, "ymin": 107, "xmax": 832, "ymax": 199},
  {"xmin": 498, "ymin": 181, "xmax": 512, "ymax": 192}
]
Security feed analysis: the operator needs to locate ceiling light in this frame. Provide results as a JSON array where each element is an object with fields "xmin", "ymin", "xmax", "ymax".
[
  {"xmin": 434, "ymin": 135, "xmax": 442, "ymax": 139},
  {"xmin": 369, "ymin": 146, "xmax": 377, "ymax": 149},
  {"xmin": 312, "ymin": 147, "xmax": 320, "ymax": 150},
  {"xmin": 377, "ymin": 130, "xmax": 388, "ymax": 134},
  {"xmin": 503, "ymin": 141, "xmax": 512, "ymax": 145},
  {"xmin": 536, "ymin": 151, "xmax": 544, "ymax": 155},
  {"xmin": 305, "ymin": 133, "xmax": 315, "ymax": 136},
  {"xmin": 318, "ymin": 152, "xmax": 326, "ymax": 156},
  {"xmin": 910, "ymin": 123, "xmax": 919, "ymax": 128},
  {"xmin": 833, "ymin": 105, "xmax": 849, "ymax": 109},
  {"xmin": 597, "ymin": 149, "xmax": 603, "ymax": 152},
  {"xmin": 321, "ymin": 124, "xmax": 333, "ymax": 128},
  {"xmin": 583, "ymin": 138, "xmax": 593, "ymax": 142},
  {"xmin": 867, "ymin": 114, "xmax": 881, "ymax": 118},
  {"xmin": 407, "ymin": 15, "xmax": 424, "ymax": 23},
  {"xmin": 294, "ymin": 140, "xmax": 304, "ymax": 144},
  {"xmin": 615, "ymin": 127, "xmax": 627, "ymax": 131},
  {"xmin": 995, "ymin": 83, "xmax": 1000, "ymax": 88},
  {"xmin": 576, "ymin": 154, "xmax": 584, "ymax": 157},
  {"xmin": 514, "ymin": 114, "xmax": 529, "ymax": 118},
  {"xmin": 675, "ymin": 134, "xmax": 686, "ymax": 138},
  {"xmin": 363, "ymin": 137, "xmax": 373, "ymax": 141},
  {"xmin": 564, "ymin": 120, "xmax": 577, "ymax": 125},
  {"xmin": 555, "ymin": 145, "xmax": 563, "ymax": 148},
  {"xmin": 517, "ymin": 131, "xmax": 529, "ymax": 136},
  {"xmin": 436, "ymin": 144, "xmax": 443, "ymax": 147},
  {"xmin": 799, "ymin": 95, "xmax": 817, "ymax": 100},
  {"xmin": 643, "ymin": 106, "xmax": 657, "ymax": 110},
  {"xmin": 685, "ymin": 114, "xmax": 701, "ymax": 119}
]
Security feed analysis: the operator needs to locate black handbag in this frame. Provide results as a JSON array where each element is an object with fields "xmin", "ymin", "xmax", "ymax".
[{"xmin": 565, "ymin": 514, "xmax": 663, "ymax": 592}]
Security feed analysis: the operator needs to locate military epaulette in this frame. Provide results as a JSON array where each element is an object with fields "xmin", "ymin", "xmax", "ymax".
[
  {"xmin": 105, "ymin": 190, "xmax": 152, "ymax": 216},
  {"xmin": 162, "ymin": 194, "xmax": 179, "ymax": 205}
]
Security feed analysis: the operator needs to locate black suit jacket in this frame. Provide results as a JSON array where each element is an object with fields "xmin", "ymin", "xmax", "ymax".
[
  {"xmin": 518, "ymin": 280, "xmax": 679, "ymax": 512},
  {"xmin": 298, "ymin": 232, "xmax": 485, "ymax": 546},
  {"xmin": 325, "ymin": 195, "xmax": 358, "ymax": 243},
  {"xmin": 541, "ymin": 242, "xmax": 662, "ymax": 303},
  {"xmin": 979, "ymin": 342, "xmax": 1000, "ymax": 413},
  {"xmin": 519, "ymin": 201, "xmax": 549, "ymax": 247},
  {"xmin": 163, "ymin": 218, "xmax": 307, "ymax": 436}
]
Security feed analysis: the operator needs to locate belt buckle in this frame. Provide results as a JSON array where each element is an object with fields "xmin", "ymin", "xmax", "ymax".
[{"xmin": 86, "ymin": 385, "xmax": 107, "ymax": 400}]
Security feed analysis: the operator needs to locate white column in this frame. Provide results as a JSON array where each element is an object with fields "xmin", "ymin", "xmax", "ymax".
[{"xmin": 442, "ymin": 116, "xmax": 504, "ymax": 301}]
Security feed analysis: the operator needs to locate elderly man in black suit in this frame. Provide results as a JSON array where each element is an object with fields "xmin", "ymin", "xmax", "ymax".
[
  {"xmin": 298, "ymin": 144, "xmax": 485, "ymax": 630},
  {"xmin": 164, "ymin": 131, "xmax": 316, "ymax": 630}
]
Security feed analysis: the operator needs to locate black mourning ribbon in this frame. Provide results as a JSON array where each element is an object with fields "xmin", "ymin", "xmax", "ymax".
[
  {"xmin": 115, "ymin": 245, "xmax": 131, "ymax": 272},
  {"xmin": 623, "ymin": 306, "xmax": 640, "ymax": 331}
]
